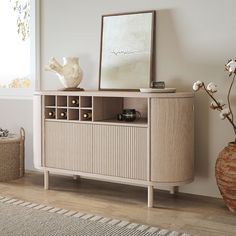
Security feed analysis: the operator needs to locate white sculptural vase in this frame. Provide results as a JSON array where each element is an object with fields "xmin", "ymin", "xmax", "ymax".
[{"xmin": 45, "ymin": 57, "xmax": 83, "ymax": 89}]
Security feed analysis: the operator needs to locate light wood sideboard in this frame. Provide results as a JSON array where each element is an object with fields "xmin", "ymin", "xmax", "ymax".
[{"xmin": 34, "ymin": 91, "xmax": 194, "ymax": 207}]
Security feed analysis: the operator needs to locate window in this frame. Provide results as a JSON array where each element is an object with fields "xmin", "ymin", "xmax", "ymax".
[{"xmin": 0, "ymin": 0, "xmax": 39, "ymax": 98}]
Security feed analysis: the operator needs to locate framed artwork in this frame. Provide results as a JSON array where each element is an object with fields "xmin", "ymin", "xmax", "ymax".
[{"xmin": 99, "ymin": 10, "xmax": 155, "ymax": 90}]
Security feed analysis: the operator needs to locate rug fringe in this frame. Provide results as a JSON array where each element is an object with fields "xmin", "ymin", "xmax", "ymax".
[{"xmin": 0, "ymin": 196, "xmax": 191, "ymax": 236}]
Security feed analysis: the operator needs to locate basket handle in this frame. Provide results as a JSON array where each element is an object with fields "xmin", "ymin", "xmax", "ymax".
[
  {"xmin": 20, "ymin": 127, "xmax": 25, "ymax": 141},
  {"xmin": 19, "ymin": 127, "xmax": 25, "ymax": 177}
]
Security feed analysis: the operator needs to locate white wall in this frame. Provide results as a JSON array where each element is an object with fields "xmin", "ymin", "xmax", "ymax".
[
  {"xmin": 1, "ymin": 0, "xmax": 235, "ymax": 197},
  {"xmin": 0, "ymin": 99, "xmax": 34, "ymax": 169}
]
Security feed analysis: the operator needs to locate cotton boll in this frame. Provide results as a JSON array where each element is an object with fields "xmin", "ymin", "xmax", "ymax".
[
  {"xmin": 207, "ymin": 82, "xmax": 217, "ymax": 93},
  {"xmin": 193, "ymin": 81, "xmax": 203, "ymax": 91},
  {"xmin": 220, "ymin": 113, "xmax": 226, "ymax": 120},
  {"xmin": 219, "ymin": 108, "xmax": 230, "ymax": 120},
  {"xmin": 225, "ymin": 60, "xmax": 236, "ymax": 74},
  {"xmin": 193, "ymin": 83, "xmax": 199, "ymax": 91},
  {"xmin": 196, "ymin": 81, "xmax": 203, "ymax": 86}
]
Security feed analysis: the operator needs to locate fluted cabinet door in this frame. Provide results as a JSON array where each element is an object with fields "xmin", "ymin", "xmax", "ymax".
[
  {"xmin": 92, "ymin": 125, "xmax": 147, "ymax": 180},
  {"xmin": 151, "ymin": 98, "xmax": 194, "ymax": 183},
  {"xmin": 44, "ymin": 121, "xmax": 93, "ymax": 172}
]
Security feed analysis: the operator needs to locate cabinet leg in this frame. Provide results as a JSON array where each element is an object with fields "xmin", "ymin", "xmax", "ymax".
[
  {"xmin": 170, "ymin": 186, "xmax": 178, "ymax": 195},
  {"xmin": 44, "ymin": 170, "xmax": 49, "ymax": 190},
  {"xmin": 148, "ymin": 186, "xmax": 154, "ymax": 208}
]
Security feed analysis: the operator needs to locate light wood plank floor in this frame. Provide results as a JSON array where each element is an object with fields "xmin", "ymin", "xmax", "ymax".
[{"xmin": 0, "ymin": 171, "xmax": 235, "ymax": 236}]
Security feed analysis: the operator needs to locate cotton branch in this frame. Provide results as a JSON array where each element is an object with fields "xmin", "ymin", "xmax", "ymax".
[{"xmin": 202, "ymin": 82, "xmax": 236, "ymax": 139}]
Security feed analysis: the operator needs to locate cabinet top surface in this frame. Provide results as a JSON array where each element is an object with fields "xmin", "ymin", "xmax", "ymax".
[{"xmin": 35, "ymin": 90, "xmax": 194, "ymax": 98}]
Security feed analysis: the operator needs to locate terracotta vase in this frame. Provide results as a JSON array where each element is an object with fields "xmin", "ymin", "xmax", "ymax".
[{"xmin": 215, "ymin": 142, "xmax": 236, "ymax": 212}]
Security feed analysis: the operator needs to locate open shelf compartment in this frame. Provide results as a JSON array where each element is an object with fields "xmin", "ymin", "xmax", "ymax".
[
  {"xmin": 80, "ymin": 96, "xmax": 92, "ymax": 108},
  {"xmin": 57, "ymin": 108, "xmax": 67, "ymax": 120},
  {"xmin": 80, "ymin": 109, "xmax": 93, "ymax": 121},
  {"xmin": 43, "ymin": 95, "xmax": 148, "ymax": 126},
  {"xmin": 57, "ymin": 96, "xmax": 67, "ymax": 107},
  {"xmin": 45, "ymin": 108, "xmax": 56, "ymax": 119},
  {"xmin": 68, "ymin": 109, "xmax": 80, "ymax": 120},
  {"xmin": 68, "ymin": 96, "xmax": 80, "ymax": 107},
  {"xmin": 45, "ymin": 95, "xmax": 56, "ymax": 107},
  {"xmin": 93, "ymin": 97, "xmax": 148, "ymax": 126}
]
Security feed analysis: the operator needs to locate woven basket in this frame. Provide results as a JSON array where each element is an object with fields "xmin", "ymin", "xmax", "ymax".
[{"xmin": 0, "ymin": 128, "xmax": 25, "ymax": 181}]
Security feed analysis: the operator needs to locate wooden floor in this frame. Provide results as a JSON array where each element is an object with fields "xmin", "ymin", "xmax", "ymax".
[{"xmin": 0, "ymin": 171, "xmax": 235, "ymax": 236}]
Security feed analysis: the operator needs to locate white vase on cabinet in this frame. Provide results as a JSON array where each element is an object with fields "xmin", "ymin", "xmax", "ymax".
[{"xmin": 45, "ymin": 57, "xmax": 83, "ymax": 89}]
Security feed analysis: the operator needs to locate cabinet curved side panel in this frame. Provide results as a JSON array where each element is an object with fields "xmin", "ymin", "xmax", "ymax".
[
  {"xmin": 33, "ymin": 95, "xmax": 43, "ymax": 169},
  {"xmin": 151, "ymin": 97, "xmax": 194, "ymax": 183}
]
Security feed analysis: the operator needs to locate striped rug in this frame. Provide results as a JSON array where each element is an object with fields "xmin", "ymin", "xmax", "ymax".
[{"xmin": 0, "ymin": 196, "xmax": 191, "ymax": 236}]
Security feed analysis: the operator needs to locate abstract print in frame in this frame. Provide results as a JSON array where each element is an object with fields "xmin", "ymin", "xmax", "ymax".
[{"xmin": 99, "ymin": 11, "xmax": 155, "ymax": 90}]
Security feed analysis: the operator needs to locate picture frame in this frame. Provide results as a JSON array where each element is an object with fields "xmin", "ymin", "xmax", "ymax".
[{"xmin": 98, "ymin": 10, "xmax": 156, "ymax": 91}]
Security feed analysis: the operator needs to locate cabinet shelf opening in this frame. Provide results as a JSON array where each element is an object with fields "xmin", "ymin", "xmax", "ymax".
[
  {"xmin": 69, "ymin": 96, "xmax": 80, "ymax": 107},
  {"xmin": 45, "ymin": 108, "xmax": 56, "ymax": 119},
  {"xmin": 57, "ymin": 96, "xmax": 67, "ymax": 107},
  {"xmin": 57, "ymin": 108, "xmax": 67, "ymax": 120},
  {"xmin": 69, "ymin": 109, "xmax": 80, "ymax": 120},
  {"xmin": 80, "ymin": 109, "xmax": 92, "ymax": 121},
  {"xmin": 80, "ymin": 96, "xmax": 92, "ymax": 108},
  {"xmin": 45, "ymin": 95, "xmax": 55, "ymax": 106}
]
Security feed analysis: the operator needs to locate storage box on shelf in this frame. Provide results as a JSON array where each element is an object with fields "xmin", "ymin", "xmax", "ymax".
[{"xmin": 34, "ymin": 90, "xmax": 194, "ymax": 207}]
